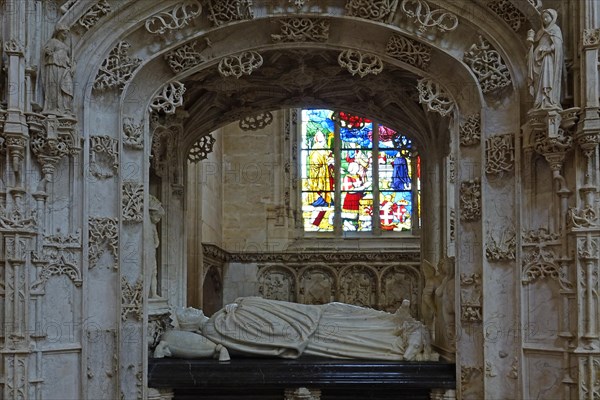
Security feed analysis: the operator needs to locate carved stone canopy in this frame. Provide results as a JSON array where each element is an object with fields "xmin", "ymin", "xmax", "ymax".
[{"xmin": 180, "ymin": 49, "xmax": 443, "ymax": 154}]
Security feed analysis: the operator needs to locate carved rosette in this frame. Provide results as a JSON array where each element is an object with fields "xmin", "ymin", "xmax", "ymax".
[
  {"xmin": 93, "ymin": 41, "xmax": 142, "ymax": 91},
  {"xmin": 417, "ymin": 78, "xmax": 455, "ymax": 117},
  {"xmin": 485, "ymin": 133, "xmax": 514, "ymax": 175},
  {"xmin": 90, "ymin": 135, "xmax": 119, "ymax": 179},
  {"xmin": 206, "ymin": 0, "xmax": 253, "ymax": 26},
  {"xmin": 459, "ymin": 178, "xmax": 481, "ymax": 221},
  {"xmin": 272, "ymin": 18, "xmax": 329, "ymax": 42},
  {"xmin": 238, "ymin": 111, "xmax": 274, "ymax": 131},
  {"xmin": 399, "ymin": 0, "xmax": 458, "ymax": 33},
  {"xmin": 149, "ymin": 82, "xmax": 186, "ymax": 114},
  {"xmin": 164, "ymin": 40, "xmax": 209, "ymax": 73},
  {"xmin": 218, "ymin": 51, "xmax": 263, "ymax": 78},
  {"xmin": 460, "ymin": 114, "xmax": 481, "ymax": 146},
  {"xmin": 27, "ymin": 113, "xmax": 79, "ymax": 177},
  {"xmin": 76, "ymin": 0, "xmax": 111, "ymax": 31},
  {"xmin": 145, "ymin": 0, "xmax": 202, "ymax": 34},
  {"xmin": 460, "ymin": 273, "xmax": 482, "ymax": 322},
  {"xmin": 345, "ymin": 0, "xmax": 399, "ymax": 23},
  {"xmin": 463, "ymin": 36, "xmax": 511, "ymax": 94},
  {"xmin": 188, "ymin": 134, "xmax": 216, "ymax": 163},
  {"xmin": 338, "ymin": 50, "xmax": 383, "ymax": 78},
  {"xmin": 122, "ymin": 182, "xmax": 144, "ymax": 223},
  {"xmin": 121, "ymin": 276, "xmax": 143, "ymax": 321},
  {"xmin": 487, "ymin": 0, "xmax": 526, "ymax": 32},
  {"xmin": 386, "ymin": 35, "xmax": 431, "ymax": 70},
  {"xmin": 88, "ymin": 217, "xmax": 119, "ymax": 269}
]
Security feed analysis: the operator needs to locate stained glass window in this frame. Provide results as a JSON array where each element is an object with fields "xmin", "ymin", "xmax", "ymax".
[{"xmin": 301, "ymin": 109, "xmax": 421, "ymax": 234}]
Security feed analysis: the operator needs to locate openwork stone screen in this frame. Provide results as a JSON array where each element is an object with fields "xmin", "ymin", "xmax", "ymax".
[{"xmin": 300, "ymin": 109, "xmax": 420, "ymax": 233}]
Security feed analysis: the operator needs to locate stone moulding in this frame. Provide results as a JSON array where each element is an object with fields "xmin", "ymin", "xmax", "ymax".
[
  {"xmin": 386, "ymin": 35, "xmax": 431, "ymax": 70},
  {"xmin": 271, "ymin": 18, "xmax": 330, "ymax": 43},
  {"xmin": 145, "ymin": 0, "xmax": 202, "ymax": 35}
]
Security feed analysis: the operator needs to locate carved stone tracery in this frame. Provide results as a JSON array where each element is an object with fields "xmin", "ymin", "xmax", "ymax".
[
  {"xmin": 164, "ymin": 40, "xmax": 209, "ymax": 74},
  {"xmin": 459, "ymin": 178, "xmax": 481, "ymax": 221},
  {"xmin": 463, "ymin": 36, "xmax": 511, "ymax": 94},
  {"xmin": 385, "ymin": 35, "xmax": 431, "ymax": 70},
  {"xmin": 417, "ymin": 78, "xmax": 454, "ymax": 117},
  {"xmin": 188, "ymin": 134, "xmax": 217, "ymax": 163},
  {"xmin": 338, "ymin": 49, "xmax": 384, "ymax": 77},
  {"xmin": 145, "ymin": 1, "xmax": 202, "ymax": 34},
  {"xmin": 76, "ymin": 0, "xmax": 111, "ymax": 31},
  {"xmin": 400, "ymin": 0, "xmax": 459, "ymax": 33},
  {"xmin": 239, "ymin": 111, "xmax": 274, "ymax": 131},
  {"xmin": 93, "ymin": 42, "xmax": 142, "ymax": 91},
  {"xmin": 88, "ymin": 217, "xmax": 119, "ymax": 270},
  {"xmin": 459, "ymin": 114, "xmax": 481, "ymax": 146},
  {"xmin": 485, "ymin": 133, "xmax": 514, "ymax": 175},
  {"xmin": 206, "ymin": 0, "xmax": 253, "ymax": 26},
  {"xmin": 150, "ymin": 82, "xmax": 186, "ymax": 114},
  {"xmin": 272, "ymin": 18, "xmax": 330, "ymax": 43},
  {"xmin": 345, "ymin": 0, "xmax": 399, "ymax": 23},
  {"xmin": 218, "ymin": 51, "xmax": 264, "ymax": 78},
  {"xmin": 31, "ymin": 231, "xmax": 83, "ymax": 290},
  {"xmin": 487, "ymin": 0, "xmax": 526, "ymax": 32}
]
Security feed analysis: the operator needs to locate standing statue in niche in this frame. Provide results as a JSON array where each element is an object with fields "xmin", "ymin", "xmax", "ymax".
[
  {"xmin": 149, "ymin": 195, "xmax": 165, "ymax": 299},
  {"xmin": 154, "ymin": 296, "xmax": 438, "ymax": 362},
  {"xmin": 526, "ymin": 9, "xmax": 564, "ymax": 110},
  {"xmin": 43, "ymin": 25, "xmax": 74, "ymax": 115}
]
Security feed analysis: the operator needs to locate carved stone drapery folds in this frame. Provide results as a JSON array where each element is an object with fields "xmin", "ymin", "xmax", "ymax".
[
  {"xmin": 218, "ymin": 51, "xmax": 263, "ymax": 78},
  {"xmin": 487, "ymin": 0, "xmax": 526, "ymax": 32},
  {"xmin": 122, "ymin": 181, "xmax": 144, "ymax": 223},
  {"xmin": 463, "ymin": 36, "xmax": 511, "ymax": 94},
  {"xmin": 460, "ymin": 178, "xmax": 481, "ymax": 221},
  {"xmin": 417, "ymin": 78, "xmax": 455, "ymax": 117},
  {"xmin": 149, "ymin": 81, "xmax": 186, "ymax": 114},
  {"xmin": 206, "ymin": 0, "xmax": 253, "ymax": 26},
  {"xmin": 460, "ymin": 273, "xmax": 482, "ymax": 322},
  {"xmin": 90, "ymin": 135, "xmax": 119, "ymax": 179},
  {"xmin": 93, "ymin": 41, "xmax": 142, "ymax": 91},
  {"xmin": 345, "ymin": 0, "xmax": 398, "ymax": 23},
  {"xmin": 386, "ymin": 35, "xmax": 431, "ymax": 70},
  {"xmin": 188, "ymin": 134, "xmax": 216, "ymax": 163},
  {"xmin": 145, "ymin": 1, "xmax": 202, "ymax": 34},
  {"xmin": 77, "ymin": 0, "xmax": 112, "ymax": 31},
  {"xmin": 272, "ymin": 18, "xmax": 330, "ymax": 43},
  {"xmin": 485, "ymin": 133, "xmax": 514, "ymax": 175},
  {"xmin": 88, "ymin": 217, "xmax": 119, "ymax": 270},
  {"xmin": 338, "ymin": 50, "xmax": 383, "ymax": 78},
  {"xmin": 399, "ymin": 0, "xmax": 458, "ymax": 33}
]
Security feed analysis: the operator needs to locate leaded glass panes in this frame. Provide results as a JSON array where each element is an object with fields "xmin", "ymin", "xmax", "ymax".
[{"xmin": 301, "ymin": 109, "xmax": 420, "ymax": 234}]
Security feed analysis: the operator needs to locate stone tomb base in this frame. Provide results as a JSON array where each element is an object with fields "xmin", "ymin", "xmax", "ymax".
[{"xmin": 148, "ymin": 358, "xmax": 456, "ymax": 399}]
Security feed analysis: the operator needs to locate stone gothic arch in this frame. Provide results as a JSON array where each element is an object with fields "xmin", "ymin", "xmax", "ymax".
[{"xmin": 1, "ymin": 0, "xmax": 598, "ymax": 399}]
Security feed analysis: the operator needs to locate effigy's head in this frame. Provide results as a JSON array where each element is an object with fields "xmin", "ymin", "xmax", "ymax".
[{"xmin": 175, "ymin": 307, "xmax": 209, "ymax": 331}]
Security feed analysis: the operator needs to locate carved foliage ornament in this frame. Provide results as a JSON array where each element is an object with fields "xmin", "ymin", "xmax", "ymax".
[
  {"xmin": 460, "ymin": 273, "xmax": 482, "ymax": 322},
  {"xmin": 487, "ymin": 0, "xmax": 526, "ymax": 32},
  {"xmin": 486, "ymin": 226, "xmax": 516, "ymax": 261},
  {"xmin": 164, "ymin": 40, "xmax": 209, "ymax": 74},
  {"xmin": 121, "ymin": 276, "xmax": 143, "ymax": 321},
  {"xmin": 206, "ymin": 0, "xmax": 253, "ymax": 26},
  {"xmin": 386, "ymin": 35, "xmax": 431, "ymax": 70},
  {"xmin": 149, "ymin": 81, "xmax": 186, "ymax": 114},
  {"xmin": 218, "ymin": 51, "xmax": 263, "ymax": 78},
  {"xmin": 271, "ymin": 18, "xmax": 330, "ymax": 43},
  {"xmin": 463, "ymin": 36, "xmax": 511, "ymax": 94},
  {"xmin": 346, "ymin": 0, "xmax": 399, "ymax": 23},
  {"xmin": 239, "ymin": 111, "xmax": 274, "ymax": 131},
  {"xmin": 77, "ymin": 0, "xmax": 111, "ymax": 31},
  {"xmin": 485, "ymin": 133, "xmax": 514, "ymax": 175},
  {"xmin": 417, "ymin": 78, "xmax": 454, "ymax": 117},
  {"xmin": 188, "ymin": 134, "xmax": 216, "ymax": 163},
  {"xmin": 400, "ymin": 0, "xmax": 459, "ymax": 33},
  {"xmin": 88, "ymin": 217, "xmax": 118, "ymax": 269},
  {"xmin": 460, "ymin": 114, "xmax": 481, "ymax": 146},
  {"xmin": 122, "ymin": 182, "xmax": 144, "ymax": 223},
  {"xmin": 123, "ymin": 117, "xmax": 143, "ymax": 150},
  {"xmin": 338, "ymin": 50, "xmax": 383, "ymax": 78},
  {"xmin": 459, "ymin": 178, "xmax": 481, "ymax": 221},
  {"xmin": 93, "ymin": 42, "xmax": 142, "ymax": 91},
  {"xmin": 583, "ymin": 28, "xmax": 600, "ymax": 48},
  {"xmin": 89, "ymin": 135, "xmax": 119, "ymax": 179},
  {"xmin": 145, "ymin": 1, "xmax": 202, "ymax": 34}
]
